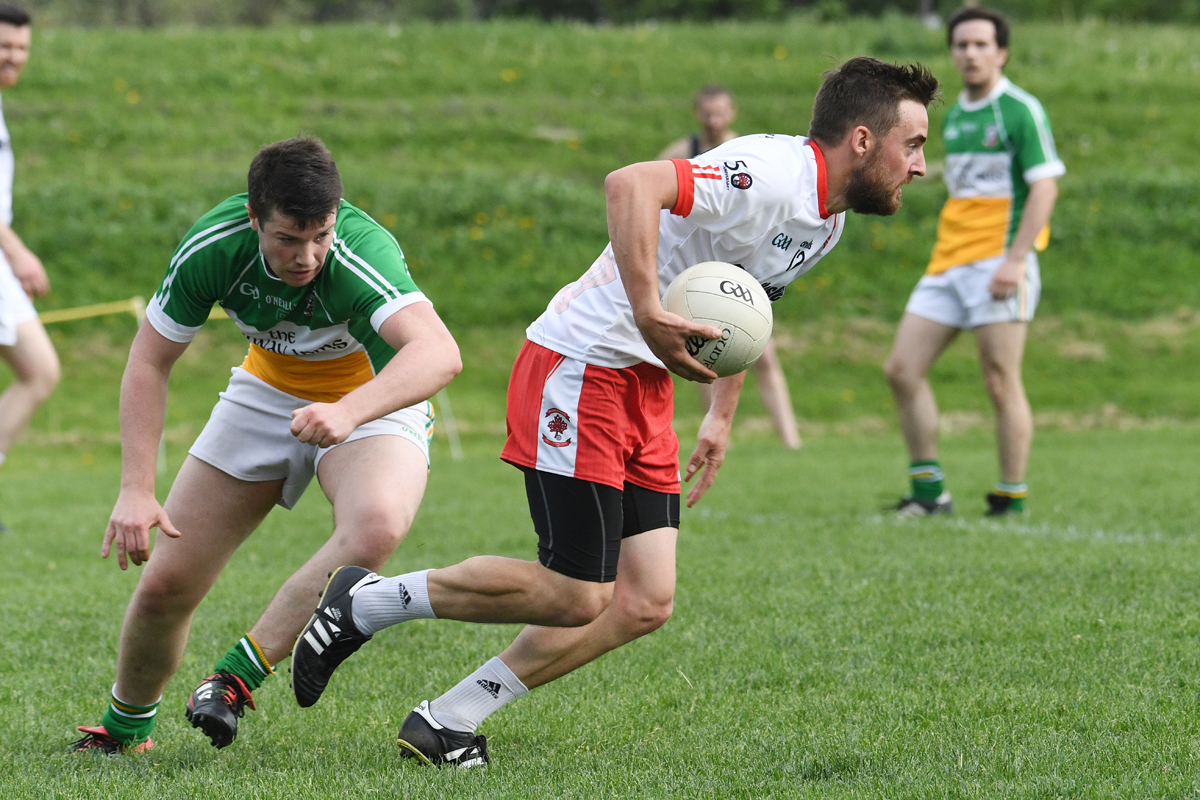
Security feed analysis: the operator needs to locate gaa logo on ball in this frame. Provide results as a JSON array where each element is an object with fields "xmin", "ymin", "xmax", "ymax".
[{"xmin": 665, "ymin": 262, "xmax": 773, "ymax": 377}]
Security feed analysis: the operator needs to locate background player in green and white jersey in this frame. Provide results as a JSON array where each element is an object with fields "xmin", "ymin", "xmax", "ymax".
[
  {"xmin": 69, "ymin": 137, "xmax": 462, "ymax": 754},
  {"xmin": 885, "ymin": 6, "xmax": 1063, "ymax": 518}
]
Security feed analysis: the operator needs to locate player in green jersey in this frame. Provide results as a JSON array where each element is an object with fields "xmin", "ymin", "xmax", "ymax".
[
  {"xmin": 69, "ymin": 137, "xmax": 461, "ymax": 754},
  {"xmin": 885, "ymin": 7, "xmax": 1063, "ymax": 518}
]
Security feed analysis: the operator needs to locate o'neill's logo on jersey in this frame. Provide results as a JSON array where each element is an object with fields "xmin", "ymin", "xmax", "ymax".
[{"xmin": 542, "ymin": 408, "xmax": 572, "ymax": 447}]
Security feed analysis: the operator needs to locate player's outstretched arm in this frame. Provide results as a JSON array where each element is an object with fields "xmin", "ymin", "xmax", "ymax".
[
  {"xmin": 290, "ymin": 302, "xmax": 461, "ymax": 448},
  {"xmin": 604, "ymin": 161, "xmax": 722, "ymax": 383},
  {"xmin": 684, "ymin": 372, "xmax": 746, "ymax": 507},
  {"xmin": 103, "ymin": 324, "xmax": 187, "ymax": 570}
]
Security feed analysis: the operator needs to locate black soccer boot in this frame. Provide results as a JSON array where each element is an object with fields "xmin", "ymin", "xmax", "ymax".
[
  {"xmin": 291, "ymin": 565, "xmax": 379, "ymax": 708},
  {"xmin": 396, "ymin": 700, "xmax": 489, "ymax": 768},
  {"xmin": 985, "ymin": 492, "xmax": 1026, "ymax": 517},
  {"xmin": 185, "ymin": 670, "xmax": 257, "ymax": 748}
]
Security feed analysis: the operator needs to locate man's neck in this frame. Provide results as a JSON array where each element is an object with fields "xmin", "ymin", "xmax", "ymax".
[{"xmin": 964, "ymin": 72, "xmax": 1003, "ymax": 102}]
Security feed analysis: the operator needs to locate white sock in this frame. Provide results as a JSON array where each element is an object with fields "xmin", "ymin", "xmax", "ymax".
[
  {"xmin": 429, "ymin": 657, "xmax": 529, "ymax": 733},
  {"xmin": 350, "ymin": 569, "xmax": 436, "ymax": 636}
]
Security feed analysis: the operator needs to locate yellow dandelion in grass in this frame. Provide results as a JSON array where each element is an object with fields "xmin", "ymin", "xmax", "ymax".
[
  {"xmin": 475, "ymin": 212, "xmax": 489, "ymax": 226},
  {"xmin": 774, "ymin": 46, "xmax": 787, "ymax": 60},
  {"xmin": 501, "ymin": 68, "xmax": 520, "ymax": 82},
  {"xmin": 841, "ymin": 390, "xmax": 855, "ymax": 403},
  {"xmin": 383, "ymin": 213, "xmax": 398, "ymax": 228},
  {"xmin": 518, "ymin": 216, "xmax": 535, "ymax": 230},
  {"xmin": 114, "ymin": 78, "xmax": 128, "ymax": 93},
  {"xmin": 469, "ymin": 226, "xmax": 484, "ymax": 240},
  {"xmin": 567, "ymin": 137, "xmax": 581, "ymax": 150},
  {"xmin": 126, "ymin": 90, "xmax": 141, "ymax": 105}
]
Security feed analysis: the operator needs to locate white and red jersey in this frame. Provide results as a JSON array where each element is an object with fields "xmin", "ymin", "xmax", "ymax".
[{"xmin": 527, "ymin": 134, "xmax": 846, "ymax": 369}]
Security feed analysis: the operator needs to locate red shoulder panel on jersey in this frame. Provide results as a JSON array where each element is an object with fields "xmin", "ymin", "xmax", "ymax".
[
  {"xmin": 670, "ymin": 158, "xmax": 695, "ymax": 217},
  {"xmin": 807, "ymin": 140, "xmax": 831, "ymax": 219}
]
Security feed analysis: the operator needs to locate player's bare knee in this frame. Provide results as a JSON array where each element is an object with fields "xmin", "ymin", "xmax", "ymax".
[
  {"xmin": 621, "ymin": 593, "xmax": 673, "ymax": 636},
  {"xmin": 22, "ymin": 361, "xmax": 60, "ymax": 403},
  {"xmin": 338, "ymin": 507, "xmax": 415, "ymax": 563},
  {"xmin": 549, "ymin": 580, "xmax": 613, "ymax": 627},
  {"xmin": 982, "ymin": 364, "xmax": 1019, "ymax": 405},
  {"xmin": 132, "ymin": 573, "xmax": 203, "ymax": 618},
  {"xmin": 884, "ymin": 356, "xmax": 917, "ymax": 394}
]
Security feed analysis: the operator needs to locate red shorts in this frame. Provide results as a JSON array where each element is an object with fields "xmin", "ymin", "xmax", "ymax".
[{"xmin": 501, "ymin": 341, "xmax": 680, "ymax": 493}]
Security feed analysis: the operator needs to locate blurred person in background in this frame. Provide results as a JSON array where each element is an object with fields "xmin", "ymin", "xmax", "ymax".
[
  {"xmin": 660, "ymin": 85, "xmax": 801, "ymax": 450},
  {"xmin": 885, "ymin": 7, "xmax": 1063, "ymax": 518},
  {"xmin": 0, "ymin": 2, "xmax": 60, "ymax": 533}
]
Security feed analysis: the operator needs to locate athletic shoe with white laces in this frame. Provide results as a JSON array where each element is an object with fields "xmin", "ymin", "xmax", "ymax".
[
  {"xmin": 291, "ymin": 565, "xmax": 380, "ymax": 708},
  {"xmin": 68, "ymin": 725, "xmax": 154, "ymax": 755},
  {"xmin": 396, "ymin": 700, "xmax": 489, "ymax": 768},
  {"xmin": 893, "ymin": 491, "xmax": 953, "ymax": 518}
]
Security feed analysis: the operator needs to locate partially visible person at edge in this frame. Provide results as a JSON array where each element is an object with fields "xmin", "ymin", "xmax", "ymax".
[
  {"xmin": 660, "ymin": 84, "xmax": 802, "ymax": 450},
  {"xmin": 885, "ymin": 6, "xmax": 1063, "ymax": 518},
  {"xmin": 0, "ymin": 2, "xmax": 60, "ymax": 533},
  {"xmin": 68, "ymin": 136, "xmax": 461, "ymax": 754},
  {"xmin": 287, "ymin": 58, "xmax": 938, "ymax": 767}
]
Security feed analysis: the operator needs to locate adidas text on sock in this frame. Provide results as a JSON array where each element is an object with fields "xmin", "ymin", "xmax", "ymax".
[
  {"xmin": 351, "ymin": 569, "xmax": 436, "ymax": 636},
  {"xmin": 429, "ymin": 657, "xmax": 529, "ymax": 733}
]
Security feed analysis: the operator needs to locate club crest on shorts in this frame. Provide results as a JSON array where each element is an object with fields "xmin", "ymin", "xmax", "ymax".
[{"xmin": 541, "ymin": 407, "xmax": 572, "ymax": 448}]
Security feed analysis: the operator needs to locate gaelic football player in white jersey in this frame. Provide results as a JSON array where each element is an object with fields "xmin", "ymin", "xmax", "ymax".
[
  {"xmin": 885, "ymin": 7, "xmax": 1063, "ymax": 518},
  {"xmin": 0, "ymin": 3, "xmax": 60, "ymax": 533},
  {"xmin": 69, "ymin": 137, "xmax": 461, "ymax": 754},
  {"xmin": 290, "ymin": 58, "xmax": 937, "ymax": 766}
]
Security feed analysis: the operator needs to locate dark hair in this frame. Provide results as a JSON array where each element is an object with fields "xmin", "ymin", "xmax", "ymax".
[
  {"xmin": 0, "ymin": 3, "xmax": 31, "ymax": 26},
  {"xmin": 694, "ymin": 84, "xmax": 734, "ymax": 107},
  {"xmin": 947, "ymin": 7, "xmax": 1010, "ymax": 49},
  {"xmin": 247, "ymin": 136, "xmax": 343, "ymax": 229},
  {"xmin": 808, "ymin": 57, "xmax": 939, "ymax": 147}
]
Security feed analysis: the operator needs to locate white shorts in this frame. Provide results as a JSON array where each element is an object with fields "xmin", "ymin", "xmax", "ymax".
[
  {"xmin": 189, "ymin": 367, "xmax": 434, "ymax": 509},
  {"xmin": 905, "ymin": 252, "xmax": 1040, "ymax": 330},
  {"xmin": 0, "ymin": 251, "xmax": 38, "ymax": 347}
]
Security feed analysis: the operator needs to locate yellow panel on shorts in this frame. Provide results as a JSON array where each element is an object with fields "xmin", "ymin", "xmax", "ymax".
[{"xmin": 242, "ymin": 344, "xmax": 375, "ymax": 403}]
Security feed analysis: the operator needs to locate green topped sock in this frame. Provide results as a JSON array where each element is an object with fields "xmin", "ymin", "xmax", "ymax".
[
  {"xmin": 213, "ymin": 634, "xmax": 274, "ymax": 692},
  {"xmin": 99, "ymin": 687, "xmax": 159, "ymax": 745},
  {"xmin": 909, "ymin": 460, "xmax": 945, "ymax": 501},
  {"xmin": 995, "ymin": 482, "xmax": 1027, "ymax": 512}
]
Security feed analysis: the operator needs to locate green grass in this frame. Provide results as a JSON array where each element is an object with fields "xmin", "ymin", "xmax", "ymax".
[
  {"xmin": 10, "ymin": 18, "xmax": 1200, "ymax": 324},
  {"xmin": 3, "ymin": 427, "xmax": 1200, "ymax": 797}
]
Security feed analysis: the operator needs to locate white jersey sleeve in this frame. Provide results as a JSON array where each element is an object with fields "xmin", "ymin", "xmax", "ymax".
[{"xmin": 668, "ymin": 135, "xmax": 813, "ymax": 246}]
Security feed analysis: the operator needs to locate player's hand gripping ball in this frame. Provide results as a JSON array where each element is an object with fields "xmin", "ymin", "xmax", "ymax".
[{"xmin": 664, "ymin": 261, "xmax": 773, "ymax": 377}]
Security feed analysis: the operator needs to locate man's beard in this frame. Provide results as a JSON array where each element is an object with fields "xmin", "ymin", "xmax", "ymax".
[{"xmin": 844, "ymin": 150, "xmax": 904, "ymax": 216}]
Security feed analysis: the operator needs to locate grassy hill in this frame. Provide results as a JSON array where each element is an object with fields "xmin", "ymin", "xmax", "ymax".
[{"xmin": 10, "ymin": 18, "xmax": 1200, "ymax": 327}]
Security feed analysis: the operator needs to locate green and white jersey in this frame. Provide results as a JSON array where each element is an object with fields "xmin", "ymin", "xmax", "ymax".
[
  {"xmin": 927, "ymin": 77, "xmax": 1065, "ymax": 275},
  {"xmin": 147, "ymin": 194, "xmax": 429, "ymax": 402}
]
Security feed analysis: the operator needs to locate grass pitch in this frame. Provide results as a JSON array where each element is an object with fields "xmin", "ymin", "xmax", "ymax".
[{"xmin": 2, "ymin": 426, "xmax": 1199, "ymax": 798}]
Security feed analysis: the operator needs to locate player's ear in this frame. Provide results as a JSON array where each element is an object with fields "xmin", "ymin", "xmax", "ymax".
[
  {"xmin": 245, "ymin": 203, "xmax": 261, "ymax": 231},
  {"xmin": 849, "ymin": 125, "xmax": 873, "ymax": 158}
]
